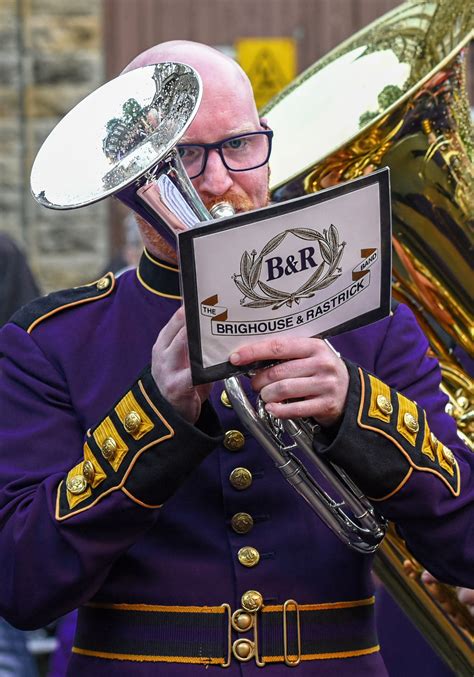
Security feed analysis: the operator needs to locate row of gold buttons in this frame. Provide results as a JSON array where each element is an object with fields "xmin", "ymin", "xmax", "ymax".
[
  {"xmin": 229, "ymin": 465, "xmax": 259, "ymax": 567},
  {"xmin": 376, "ymin": 395, "xmax": 455, "ymax": 466},
  {"xmin": 101, "ymin": 409, "xmax": 143, "ymax": 463},
  {"xmin": 376, "ymin": 394, "xmax": 420, "ymax": 433},
  {"xmin": 221, "ymin": 389, "xmax": 262, "ymax": 569},
  {"xmin": 66, "ymin": 409, "xmax": 143, "ymax": 496}
]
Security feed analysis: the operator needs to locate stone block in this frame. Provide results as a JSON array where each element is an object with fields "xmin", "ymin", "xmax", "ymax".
[
  {"xmin": 31, "ymin": 119, "xmax": 59, "ymax": 150},
  {"xmin": 0, "ymin": 87, "xmax": 20, "ymax": 118},
  {"xmin": 0, "ymin": 120, "xmax": 20, "ymax": 153},
  {"xmin": 33, "ymin": 203, "xmax": 107, "ymax": 255},
  {"xmin": 33, "ymin": 253, "xmax": 108, "ymax": 291},
  {"xmin": 0, "ymin": 220, "xmax": 24, "ymax": 247},
  {"xmin": 0, "ymin": 59, "xmax": 19, "ymax": 86},
  {"xmin": 0, "ymin": 187, "xmax": 21, "ymax": 215},
  {"xmin": 34, "ymin": 253, "xmax": 107, "ymax": 293},
  {"xmin": 29, "ymin": 84, "xmax": 98, "ymax": 117},
  {"xmin": 0, "ymin": 10, "xmax": 16, "ymax": 53},
  {"xmin": 0, "ymin": 157, "xmax": 21, "ymax": 190},
  {"xmin": 33, "ymin": 53, "xmax": 101, "ymax": 85},
  {"xmin": 31, "ymin": 0, "xmax": 100, "ymax": 16},
  {"xmin": 30, "ymin": 15, "xmax": 102, "ymax": 52}
]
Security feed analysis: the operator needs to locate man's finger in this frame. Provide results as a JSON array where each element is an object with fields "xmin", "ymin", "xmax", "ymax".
[
  {"xmin": 163, "ymin": 325, "xmax": 190, "ymax": 371},
  {"xmin": 156, "ymin": 306, "xmax": 186, "ymax": 349},
  {"xmin": 265, "ymin": 397, "xmax": 325, "ymax": 420},
  {"xmin": 230, "ymin": 337, "xmax": 323, "ymax": 366},
  {"xmin": 260, "ymin": 377, "xmax": 320, "ymax": 404},
  {"xmin": 251, "ymin": 358, "xmax": 319, "ymax": 391}
]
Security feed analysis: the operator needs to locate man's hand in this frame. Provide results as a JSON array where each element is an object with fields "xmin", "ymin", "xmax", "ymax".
[
  {"xmin": 457, "ymin": 588, "xmax": 474, "ymax": 615},
  {"xmin": 230, "ymin": 337, "xmax": 349, "ymax": 427},
  {"xmin": 421, "ymin": 571, "xmax": 474, "ymax": 621},
  {"xmin": 152, "ymin": 307, "xmax": 211, "ymax": 424}
]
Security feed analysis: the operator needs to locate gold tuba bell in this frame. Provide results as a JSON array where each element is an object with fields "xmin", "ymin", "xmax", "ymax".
[{"xmin": 262, "ymin": 0, "xmax": 473, "ymax": 673}]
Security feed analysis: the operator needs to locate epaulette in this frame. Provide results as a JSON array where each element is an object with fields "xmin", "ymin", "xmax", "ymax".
[{"xmin": 10, "ymin": 273, "xmax": 115, "ymax": 334}]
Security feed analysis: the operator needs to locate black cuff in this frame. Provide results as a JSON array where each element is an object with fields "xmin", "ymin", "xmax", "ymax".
[
  {"xmin": 312, "ymin": 360, "xmax": 460, "ymax": 500},
  {"xmin": 57, "ymin": 367, "xmax": 223, "ymax": 519}
]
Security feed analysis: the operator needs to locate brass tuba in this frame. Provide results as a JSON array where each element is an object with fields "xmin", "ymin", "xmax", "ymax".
[{"xmin": 262, "ymin": 0, "xmax": 473, "ymax": 673}]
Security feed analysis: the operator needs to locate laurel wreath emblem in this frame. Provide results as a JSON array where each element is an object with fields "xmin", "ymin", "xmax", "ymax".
[{"xmin": 232, "ymin": 225, "xmax": 345, "ymax": 310}]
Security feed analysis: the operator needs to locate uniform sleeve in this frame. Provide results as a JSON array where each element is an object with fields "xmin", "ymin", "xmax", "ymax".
[
  {"xmin": 313, "ymin": 304, "xmax": 473, "ymax": 587},
  {"xmin": 0, "ymin": 323, "xmax": 222, "ymax": 629}
]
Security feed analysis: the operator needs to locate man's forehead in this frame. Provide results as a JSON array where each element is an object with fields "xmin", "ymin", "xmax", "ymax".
[
  {"xmin": 180, "ymin": 84, "xmax": 260, "ymax": 143},
  {"xmin": 180, "ymin": 119, "xmax": 259, "ymax": 142},
  {"xmin": 125, "ymin": 41, "xmax": 242, "ymax": 81}
]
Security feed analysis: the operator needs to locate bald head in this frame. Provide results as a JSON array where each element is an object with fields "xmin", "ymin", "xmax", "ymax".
[
  {"xmin": 123, "ymin": 41, "xmax": 259, "ymax": 141},
  {"xmin": 124, "ymin": 40, "xmax": 245, "ymax": 81}
]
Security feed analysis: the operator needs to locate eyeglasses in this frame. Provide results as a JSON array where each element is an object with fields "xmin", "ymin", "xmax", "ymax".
[{"xmin": 177, "ymin": 130, "xmax": 273, "ymax": 179}]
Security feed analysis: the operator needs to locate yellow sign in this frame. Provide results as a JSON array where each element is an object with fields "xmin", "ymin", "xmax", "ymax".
[{"xmin": 236, "ymin": 38, "xmax": 296, "ymax": 110}]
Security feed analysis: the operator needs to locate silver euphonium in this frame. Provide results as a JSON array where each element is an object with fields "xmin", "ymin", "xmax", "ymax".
[{"xmin": 30, "ymin": 61, "xmax": 386, "ymax": 556}]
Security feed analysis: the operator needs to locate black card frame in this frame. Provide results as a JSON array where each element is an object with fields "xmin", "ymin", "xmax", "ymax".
[{"xmin": 179, "ymin": 167, "xmax": 392, "ymax": 384}]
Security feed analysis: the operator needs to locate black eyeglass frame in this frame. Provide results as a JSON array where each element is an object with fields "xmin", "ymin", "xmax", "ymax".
[{"xmin": 177, "ymin": 129, "xmax": 273, "ymax": 179}]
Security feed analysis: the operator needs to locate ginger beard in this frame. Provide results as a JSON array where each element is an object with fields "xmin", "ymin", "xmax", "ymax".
[{"xmin": 135, "ymin": 186, "xmax": 270, "ymax": 265}]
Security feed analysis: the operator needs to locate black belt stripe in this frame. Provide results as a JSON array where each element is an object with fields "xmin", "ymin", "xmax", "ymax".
[{"xmin": 74, "ymin": 602, "xmax": 378, "ymax": 662}]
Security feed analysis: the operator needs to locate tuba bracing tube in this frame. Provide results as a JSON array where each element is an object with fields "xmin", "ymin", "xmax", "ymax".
[{"xmin": 263, "ymin": 0, "xmax": 473, "ymax": 672}]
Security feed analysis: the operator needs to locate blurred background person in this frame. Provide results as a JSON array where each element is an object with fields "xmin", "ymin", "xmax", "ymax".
[
  {"xmin": 0, "ymin": 233, "xmax": 41, "ymax": 326},
  {"xmin": 0, "ymin": 233, "xmax": 40, "ymax": 676}
]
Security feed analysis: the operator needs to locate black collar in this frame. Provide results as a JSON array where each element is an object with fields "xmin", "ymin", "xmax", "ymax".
[{"xmin": 137, "ymin": 249, "xmax": 181, "ymax": 298}]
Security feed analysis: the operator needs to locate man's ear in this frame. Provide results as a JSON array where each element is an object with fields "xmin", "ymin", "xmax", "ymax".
[{"xmin": 260, "ymin": 117, "xmax": 270, "ymax": 130}]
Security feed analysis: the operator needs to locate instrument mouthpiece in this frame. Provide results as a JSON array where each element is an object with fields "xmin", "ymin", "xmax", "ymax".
[{"xmin": 209, "ymin": 202, "xmax": 235, "ymax": 219}]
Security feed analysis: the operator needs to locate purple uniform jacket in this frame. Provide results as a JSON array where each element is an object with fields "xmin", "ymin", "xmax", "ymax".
[{"xmin": 0, "ymin": 251, "xmax": 472, "ymax": 676}]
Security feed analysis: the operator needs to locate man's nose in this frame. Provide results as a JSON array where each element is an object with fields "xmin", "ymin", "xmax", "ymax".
[{"xmin": 197, "ymin": 149, "xmax": 233, "ymax": 195}]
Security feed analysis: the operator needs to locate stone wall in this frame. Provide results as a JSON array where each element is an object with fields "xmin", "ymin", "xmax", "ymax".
[{"xmin": 1, "ymin": 0, "xmax": 107, "ymax": 292}]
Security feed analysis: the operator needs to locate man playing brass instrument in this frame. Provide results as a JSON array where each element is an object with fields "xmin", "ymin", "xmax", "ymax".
[{"xmin": 0, "ymin": 41, "xmax": 472, "ymax": 675}]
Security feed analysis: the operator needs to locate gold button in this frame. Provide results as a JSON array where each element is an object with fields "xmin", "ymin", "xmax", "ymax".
[
  {"xmin": 66, "ymin": 474, "xmax": 87, "ymax": 495},
  {"xmin": 238, "ymin": 546, "xmax": 260, "ymax": 568},
  {"xmin": 231, "ymin": 610, "xmax": 254, "ymax": 632},
  {"xmin": 96, "ymin": 276, "xmax": 110, "ymax": 291},
  {"xmin": 224, "ymin": 430, "xmax": 245, "ymax": 451},
  {"xmin": 82, "ymin": 460, "xmax": 95, "ymax": 484},
  {"xmin": 376, "ymin": 394, "xmax": 393, "ymax": 415},
  {"xmin": 404, "ymin": 412, "xmax": 419, "ymax": 433},
  {"xmin": 231, "ymin": 512, "xmax": 254, "ymax": 534},
  {"xmin": 124, "ymin": 410, "xmax": 142, "ymax": 434},
  {"xmin": 232, "ymin": 638, "xmax": 255, "ymax": 661},
  {"xmin": 442, "ymin": 446, "xmax": 455, "ymax": 466},
  {"xmin": 241, "ymin": 590, "xmax": 263, "ymax": 612},
  {"xmin": 229, "ymin": 467, "xmax": 253, "ymax": 490},
  {"xmin": 220, "ymin": 390, "xmax": 232, "ymax": 408},
  {"xmin": 101, "ymin": 436, "xmax": 117, "ymax": 460}
]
